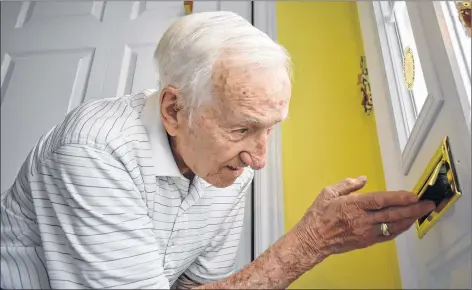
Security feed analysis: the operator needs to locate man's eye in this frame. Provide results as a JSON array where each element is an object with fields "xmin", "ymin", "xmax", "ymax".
[{"xmin": 233, "ymin": 128, "xmax": 249, "ymax": 134}]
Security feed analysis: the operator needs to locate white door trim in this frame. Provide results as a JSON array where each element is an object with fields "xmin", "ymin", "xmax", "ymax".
[{"xmin": 252, "ymin": 1, "xmax": 285, "ymax": 258}]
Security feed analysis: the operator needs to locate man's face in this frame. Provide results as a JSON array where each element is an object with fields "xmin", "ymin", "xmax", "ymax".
[{"xmin": 161, "ymin": 59, "xmax": 291, "ymax": 188}]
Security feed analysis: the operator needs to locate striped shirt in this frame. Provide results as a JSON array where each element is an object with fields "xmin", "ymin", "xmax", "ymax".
[{"xmin": 0, "ymin": 89, "xmax": 254, "ymax": 289}]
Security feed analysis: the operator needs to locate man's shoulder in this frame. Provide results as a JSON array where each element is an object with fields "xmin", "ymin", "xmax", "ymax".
[
  {"xmin": 57, "ymin": 91, "xmax": 152, "ymax": 147},
  {"xmin": 32, "ymin": 91, "xmax": 155, "ymax": 163}
]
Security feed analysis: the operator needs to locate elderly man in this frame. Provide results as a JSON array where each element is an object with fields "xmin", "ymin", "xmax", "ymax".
[{"xmin": 1, "ymin": 11, "xmax": 434, "ymax": 289}]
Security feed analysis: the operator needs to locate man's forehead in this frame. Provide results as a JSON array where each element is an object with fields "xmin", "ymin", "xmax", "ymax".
[
  {"xmin": 208, "ymin": 58, "xmax": 291, "ymax": 124},
  {"xmin": 214, "ymin": 72, "xmax": 290, "ymax": 102},
  {"xmin": 212, "ymin": 58, "xmax": 290, "ymax": 92},
  {"xmin": 227, "ymin": 95, "xmax": 290, "ymax": 125}
]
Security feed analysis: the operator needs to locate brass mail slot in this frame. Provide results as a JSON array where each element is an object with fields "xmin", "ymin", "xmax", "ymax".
[{"xmin": 413, "ymin": 137, "xmax": 462, "ymax": 239}]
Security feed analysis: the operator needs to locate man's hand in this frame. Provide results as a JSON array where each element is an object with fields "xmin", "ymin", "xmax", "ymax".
[
  {"xmin": 294, "ymin": 176, "xmax": 435, "ymax": 263},
  {"xmin": 198, "ymin": 176, "xmax": 435, "ymax": 289}
]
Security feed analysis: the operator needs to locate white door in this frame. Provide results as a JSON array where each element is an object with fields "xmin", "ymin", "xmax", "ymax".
[
  {"xmin": 1, "ymin": 0, "xmax": 253, "ymax": 271},
  {"xmin": 358, "ymin": 1, "xmax": 471, "ymax": 289}
]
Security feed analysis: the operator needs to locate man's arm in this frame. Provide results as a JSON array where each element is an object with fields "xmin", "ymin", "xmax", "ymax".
[
  {"xmin": 174, "ymin": 233, "xmax": 307, "ymax": 289},
  {"xmin": 177, "ymin": 231, "xmax": 310, "ymax": 289},
  {"xmin": 196, "ymin": 227, "xmax": 318, "ymax": 289},
  {"xmin": 195, "ymin": 177, "xmax": 435, "ymax": 289}
]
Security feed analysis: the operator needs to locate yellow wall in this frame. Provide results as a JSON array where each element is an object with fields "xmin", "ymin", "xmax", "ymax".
[{"xmin": 276, "ymin": 2, "xmax": 402, "ymax": 289}]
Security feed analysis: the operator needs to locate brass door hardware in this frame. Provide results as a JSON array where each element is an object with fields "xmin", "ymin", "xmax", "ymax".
[
  {"xmin": 184, "ymin": 1, "xmax": 193, "ymax": 15},
  {"xmin": 413, "ymin": 137, "xmax": 462, "ymax": 239}
]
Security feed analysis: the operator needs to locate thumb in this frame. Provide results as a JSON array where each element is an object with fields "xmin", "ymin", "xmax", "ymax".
[{"xmin": 327, "ymin": 176, "xmax": 367, "ymax": 198}]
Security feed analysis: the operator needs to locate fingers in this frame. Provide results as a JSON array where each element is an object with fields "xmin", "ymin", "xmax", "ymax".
[
  {"xmin": 325, "ymin": 176, "xmax": 367, "ymax": 198},
  {"xmin": 370, "ymin": 201, "xmax": 436, "ymax": 223},
  {"xmin": 385, "ymin": 218, "xmax": 417, "ymax": 235},
  {"xmin": 372, "ymin": 218, "xmax": 418, "ymax": 245},
  {"xmin": 368, "ymin": 218, "xmax": 418, "ymax": 246},
  {"xmin": 357, "ymin": 190, "xmax": 419, "ymax": 210}
]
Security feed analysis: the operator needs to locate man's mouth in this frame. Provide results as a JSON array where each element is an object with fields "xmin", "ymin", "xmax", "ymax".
[{"xmin": 227, "ymin": 165, "xmax": 241, "ymax": 171}]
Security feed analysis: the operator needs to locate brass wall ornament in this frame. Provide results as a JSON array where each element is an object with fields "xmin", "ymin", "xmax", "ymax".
[
  {"xmin": 358, "ymin": 56, "xmax": 373, "ymax": 115},
  {"xmin": 403, "ymin": 47, "xmax": 415, "ymax": 91},
  {"xmin": 184, "ymin": 0, "xmax": 193, "ymax": 15},
  {"xmin": 457, "ymin": 1, "xmax": 471, "ymax": 37}
]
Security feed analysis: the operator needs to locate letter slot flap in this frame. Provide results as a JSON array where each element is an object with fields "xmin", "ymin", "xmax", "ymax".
[{"xmin": 413, "ymin": 137, "xmax": 462, "ymax": 239}]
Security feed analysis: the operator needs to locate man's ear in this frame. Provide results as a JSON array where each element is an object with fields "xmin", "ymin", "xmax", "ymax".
[{"xmin": 160, "ymin": 86, "xmax": 184, "ymax": 136}]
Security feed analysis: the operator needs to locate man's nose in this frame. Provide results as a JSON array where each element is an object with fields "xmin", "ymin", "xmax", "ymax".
[{"xmin": 240, "ymin": 135, "xmax": 268, "ymax": 170}]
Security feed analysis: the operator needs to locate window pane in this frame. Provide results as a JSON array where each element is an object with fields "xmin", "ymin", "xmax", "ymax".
[
  {"xmin": 393, "ymin": 2, "xmax": 429, "ymax": 115},
  {"xmin": 444, "ymin": 1, "xmax": 471, "ymax": 105}
]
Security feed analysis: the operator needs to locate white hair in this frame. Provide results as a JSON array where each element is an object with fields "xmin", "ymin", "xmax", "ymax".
[{"xmin": 154, "ymin": 11, "xmax": 292, "ymax": 123}]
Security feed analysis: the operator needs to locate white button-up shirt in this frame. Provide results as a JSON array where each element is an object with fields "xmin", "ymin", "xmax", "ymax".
[{"xmin": 0, "ymin": 90, "xmax": 254, "ymax": 289}]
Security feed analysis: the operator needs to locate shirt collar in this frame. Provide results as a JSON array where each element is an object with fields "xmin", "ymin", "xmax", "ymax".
[
  {"xmin": 140, "ymin": 89, "xmax": 213, "ymax": 189},
  {"xmin": 140, "ymin": 89, "xmax": 182, "ymax": 177}
]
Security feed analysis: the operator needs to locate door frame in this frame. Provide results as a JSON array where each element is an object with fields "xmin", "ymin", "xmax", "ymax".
[
  {"xmin": 357, "ymin": 2, "xmax": 471, "ymax": 288},
  {"xmin": 252, "ymin": 1, "xmax": 285, "ymax": 258}
]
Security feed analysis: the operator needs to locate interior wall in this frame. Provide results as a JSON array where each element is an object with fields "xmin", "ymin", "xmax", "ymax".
[{"xmin": 276, "ymin": 2, "xmax": 402, "ymax": 288}]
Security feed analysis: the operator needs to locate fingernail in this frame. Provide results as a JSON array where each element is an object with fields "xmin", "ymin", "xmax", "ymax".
[
  {"xmin": 358, "ymin": 176, "xmax": 367, "ymax": 182},
  {"xmin": 410, "ymin": 194, "xmax": 419, "ymax": 202},
  {"xmin": 426, "ymin": 202, "xmax": 436, "ymax": 211}
]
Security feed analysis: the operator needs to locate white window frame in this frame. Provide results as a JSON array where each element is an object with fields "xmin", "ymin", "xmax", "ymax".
[
  {"xmin": 373, "ymin": 1, "xmax": 447, "ymax": 175},
  {"xmin": 442, "ymin": 1, "xmax": 471, "ymax": 84},
  {"xmin": 435, "ymin": 1, "xmax": 471, "ymax": 129},
  {"xmin": 381, "ymin": 1, "xmax": 429, "ymax": 134},
  {"xmin": 361, "ymin": 0, "xmax": 471, "ymax": 173}
]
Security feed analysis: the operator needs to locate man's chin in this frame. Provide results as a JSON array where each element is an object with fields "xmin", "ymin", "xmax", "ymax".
[
  {"xmin": 203, "ymin": 175, "xmax": 238, "ymax": 188},
  {"xmin": 202, "ymin": 167, "xmax": 246, "ymax": 188}
]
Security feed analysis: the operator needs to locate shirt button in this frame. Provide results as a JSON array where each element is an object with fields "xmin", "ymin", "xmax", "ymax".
[{"xmin": 169, "ymin": 241, "xmax": 174, "ymax": 247}]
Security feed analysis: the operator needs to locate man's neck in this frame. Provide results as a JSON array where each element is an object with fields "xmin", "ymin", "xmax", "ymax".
[{"xmin": 168, "ymin": 134, "xmax": 195, "ymax": 181}]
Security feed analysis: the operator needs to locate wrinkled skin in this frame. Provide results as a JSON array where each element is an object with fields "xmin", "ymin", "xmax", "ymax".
[
  {"xmin": 160, "ymin": 58, "xmax": 290, "ymax": 187},
  {"xmin": 294, "ymin": 176, "xmax": 436, "ymax": 260}
]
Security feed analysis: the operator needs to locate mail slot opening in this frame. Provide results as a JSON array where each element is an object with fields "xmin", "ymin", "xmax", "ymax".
[
  {"xmin": 417, "ymin": 162, "xmax": 454, "ymax": 226},
  {"xmin": 414, "ymin": 137, "xmax": 462, "ymax": 239}
]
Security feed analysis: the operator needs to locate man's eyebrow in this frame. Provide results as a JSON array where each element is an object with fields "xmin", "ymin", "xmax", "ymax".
[
  {"xmin": 244, "ymin": 116, "xmax": 263, "ymax": 123},
  {"xmin": 241, "ymin": 114, "xmax": 288, "ymax": 125}
]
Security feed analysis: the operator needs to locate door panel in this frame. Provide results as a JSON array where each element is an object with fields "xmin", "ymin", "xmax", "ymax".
[
  {"xmin": 358, "ymin": 2, "xmax": 471, "ymax": 289},
  {"xmin": 1, "ymin": 48, "xmax": 94, "ymax": 193},
  {"xmin": 25, "ymin": 1, "xmax": 106, "ymax": 24},
  {"xmin": 116, "ymin": 43, "xmax": 159, "ymax": 97},
  {"xmin": 1, "ymin": 0, "xmax": 253, "ymax": 272},
  {"xmin": 399, "ymin": 99, "xmax": 471, "ymax": 289}
]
